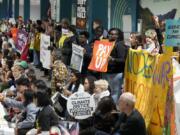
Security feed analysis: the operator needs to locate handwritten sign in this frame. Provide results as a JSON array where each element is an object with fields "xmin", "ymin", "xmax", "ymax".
[
  {"xmin": 165, "ymin": 19, "xmax": 180, "ymax": 46},
  {"xmin": 125, "ymin": 49, "xmax": 173, "ymax": 134},
  {"xmin": 76, "ymin": 0, "xmax": 87, "ymax": 29},
  {"xmin": 88, "ymin": 40, "xmax": 114, "ymax": 72}
]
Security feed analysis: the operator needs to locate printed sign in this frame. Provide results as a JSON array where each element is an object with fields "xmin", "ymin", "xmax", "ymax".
[
  {"xmin": 70, "ymin": 44, "xmax": 84, "ymax": 72},
  {"xmin": 16, "ymin": 30, "xmax": 28, "ymax": 53},
  {"xmin": 76, "ymin": 0, "xmax": 87, "ymax": 29},
  {"xmin": 88, "ymin": 40, "xmax": 114, "ymax": 72},
  {"xmin": 67, "ymin": 92, "xmax": 95, "ymax": 120},
  {"xmin": 165, "ymin": 19, "xmax": 180, "ymax": 46},
  {"xmin": 40, "ymin": 34, "xmax": 51, "ymax": 69}
]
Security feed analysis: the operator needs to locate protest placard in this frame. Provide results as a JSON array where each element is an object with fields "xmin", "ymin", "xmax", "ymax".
[
  {"xmin": 76, "ymin": 0, "xmax": 87, "ymax": 29},
  {"xmin": 40, "ymin": 34, "xmax": 51, "ymax": 69},
  {"xmin": 125, "ymin": 49, "xmax": 173, "ymax": 135},
  {"xmin": 67, "ymin": 92, "xmax": 95, "ymax": 120},
  {"xmin": 16, "ymin": 30, "xmax": 28, "ymax": 53},
  {"xmin": 165, "ymin": 19, "xmax": 180, "ymax": 46},
  {"xmin": 70, "ymin": 43, "xmax": 84, "ymax": 72},
  {"xmin": 88, "ymin": 40, "xmax": 114, "ymax": 72}
]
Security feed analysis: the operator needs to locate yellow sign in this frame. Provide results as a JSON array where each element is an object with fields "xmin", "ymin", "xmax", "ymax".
[{"xmin": 124, "ymin": 49, "xmax": 173, "ymax": 135}]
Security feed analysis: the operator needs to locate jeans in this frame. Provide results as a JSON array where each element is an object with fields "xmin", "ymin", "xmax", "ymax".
[{"xmin": 33, "ymin": 50, "xmax": 40, "ymax": 66}]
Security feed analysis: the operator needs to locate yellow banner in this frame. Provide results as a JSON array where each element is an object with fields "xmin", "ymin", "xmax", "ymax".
[{"xmin": 124, "ymin": 49, "xmax": 173, "ymax": 135}]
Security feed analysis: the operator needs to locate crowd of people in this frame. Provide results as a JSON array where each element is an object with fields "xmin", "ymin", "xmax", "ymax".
[{"xmin": 0, "ymin": 15, "xmax": 178, "ymax": 135}]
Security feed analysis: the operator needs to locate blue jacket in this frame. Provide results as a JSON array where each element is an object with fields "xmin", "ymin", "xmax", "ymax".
[{"xmin": 4, "ymin": 98, "xmax": 39, "ymax": 129}]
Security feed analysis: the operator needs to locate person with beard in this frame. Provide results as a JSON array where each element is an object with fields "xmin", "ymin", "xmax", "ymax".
[{"xmin": 102, "ymin": 28, "xmax": 128, "ymax": 103}]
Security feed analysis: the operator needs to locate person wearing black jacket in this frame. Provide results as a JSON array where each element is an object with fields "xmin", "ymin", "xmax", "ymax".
[
  {"xmin": 32, "ymin": 89, "xmax": 59, "ymax": 134},
  {"xmin": 112, "ymin": 92, "xmax": 146, "ymax": 135},
  {"xmin": 102, "ymin": 28, "xmax": 128, "ymax": 103}
]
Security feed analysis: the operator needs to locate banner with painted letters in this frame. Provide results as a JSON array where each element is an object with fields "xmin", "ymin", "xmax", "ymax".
[
  {"xmin": 124, "ymin": 49, "xmax": 173, "ymax": 135},
  {"xmin": 40, "ymin": 34, "xmax": 51, "ymax": 69},
  {"xmin": 88, "ymin": 40, "xmax": 114, "ymax": 72}
]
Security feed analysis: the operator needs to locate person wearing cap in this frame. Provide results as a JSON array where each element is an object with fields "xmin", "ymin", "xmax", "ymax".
[
  {"xmin": 12, "ymin": 61, "xmax": 28, "ymax": 80},
  {"xmin": 112, "ymin": 92, "xmax": 146, "ymax": 135}
]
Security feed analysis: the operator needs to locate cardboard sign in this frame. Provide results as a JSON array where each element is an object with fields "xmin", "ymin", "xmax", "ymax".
[
  {"xmin": 70, "ymin": 44, "xmax": 84, "ymax": 72},
  {"xmin": 16, "ymin": 30, "xmax": 28, "ymax": 53},
  {"xmin": 67, "ymin": 92, "xmax": 95, "ymax": 120},
  {"xmin": 165, "ymin": 19, "xmax": 180, "ymax": 46},
  {"xmin": 40, "ymin": 34, "xmax": 51, "ymax": 69},
  {"xmin": 88, "ymin": 40, "xmax": 114, "ymax": 72}
]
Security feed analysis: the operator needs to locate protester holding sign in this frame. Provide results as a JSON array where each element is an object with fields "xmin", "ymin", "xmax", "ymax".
[
  {"xmin": 77, "ymin": 31, "xmax": 91, "ymax": 76},
  {"xmin": 144, "ymin": 29, "xmax": 160, "ymax": 54},
  {"xmin": 103, "ymin": 28, "xmax": 128, "ymax": 103},
  {"xmin": 80, "ymin": 96, "xmax": 117, "ymax": 135},
  {"xmin": 62, "ymin": 69, "xmax": 82, "ymax": 97}
]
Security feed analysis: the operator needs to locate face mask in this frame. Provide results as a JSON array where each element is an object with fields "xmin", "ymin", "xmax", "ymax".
[{"xmin": 61, "ymin": 28, "xmax": 69, "ymax": 35}]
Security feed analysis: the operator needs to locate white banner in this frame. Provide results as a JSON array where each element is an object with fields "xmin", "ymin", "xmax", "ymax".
[
  {"xmin": 70, "ymin": 43, "xmax": 84, "ymax": 72},
  {"xmin": 173, "ymin": 59, "xmax": 180, "ymax": 135},
  {"xmin": 40, "ymin": 34, "xmax": 51, "ymax": 69}
]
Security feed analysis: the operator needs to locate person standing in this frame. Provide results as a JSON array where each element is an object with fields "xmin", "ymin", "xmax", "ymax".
[{"xmin": 102, "ymin": 28, "xmax": 128, "ymax": 103}]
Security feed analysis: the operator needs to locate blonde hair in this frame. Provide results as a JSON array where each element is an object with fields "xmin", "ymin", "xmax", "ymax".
[
  {"xmin": 145, "ymin": 29, "xmax": 157, "ymax": 39},
  {"xmin": 120, "ymin": 92, "xmax": 136, "ymax": 107},
  {"xmin": 94, "ymin": 79, "xmax": 109, "ymax": 91}
]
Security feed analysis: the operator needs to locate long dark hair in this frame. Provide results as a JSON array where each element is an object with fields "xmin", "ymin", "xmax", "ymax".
[
  {"xmin": 84, "ymin": 75, "xmax": 97, "ymax": 94},
  {"xmin": 35, "ymin": 89, "xmax": 51, "ymax": 107},
  {"xmin": 108, "ymin": 28, "xmax": 124, "ymax": 42},
  {"xmin": 95, "ymin": 96, "xmax": 116, "ymax": 115},
  {"xmin": 23, "ymin": 90, "xmax": 34, "ymax": 106},
  {"xmin": 68, "ymin": 69, "xmax": 81, "ymax": 92}
]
